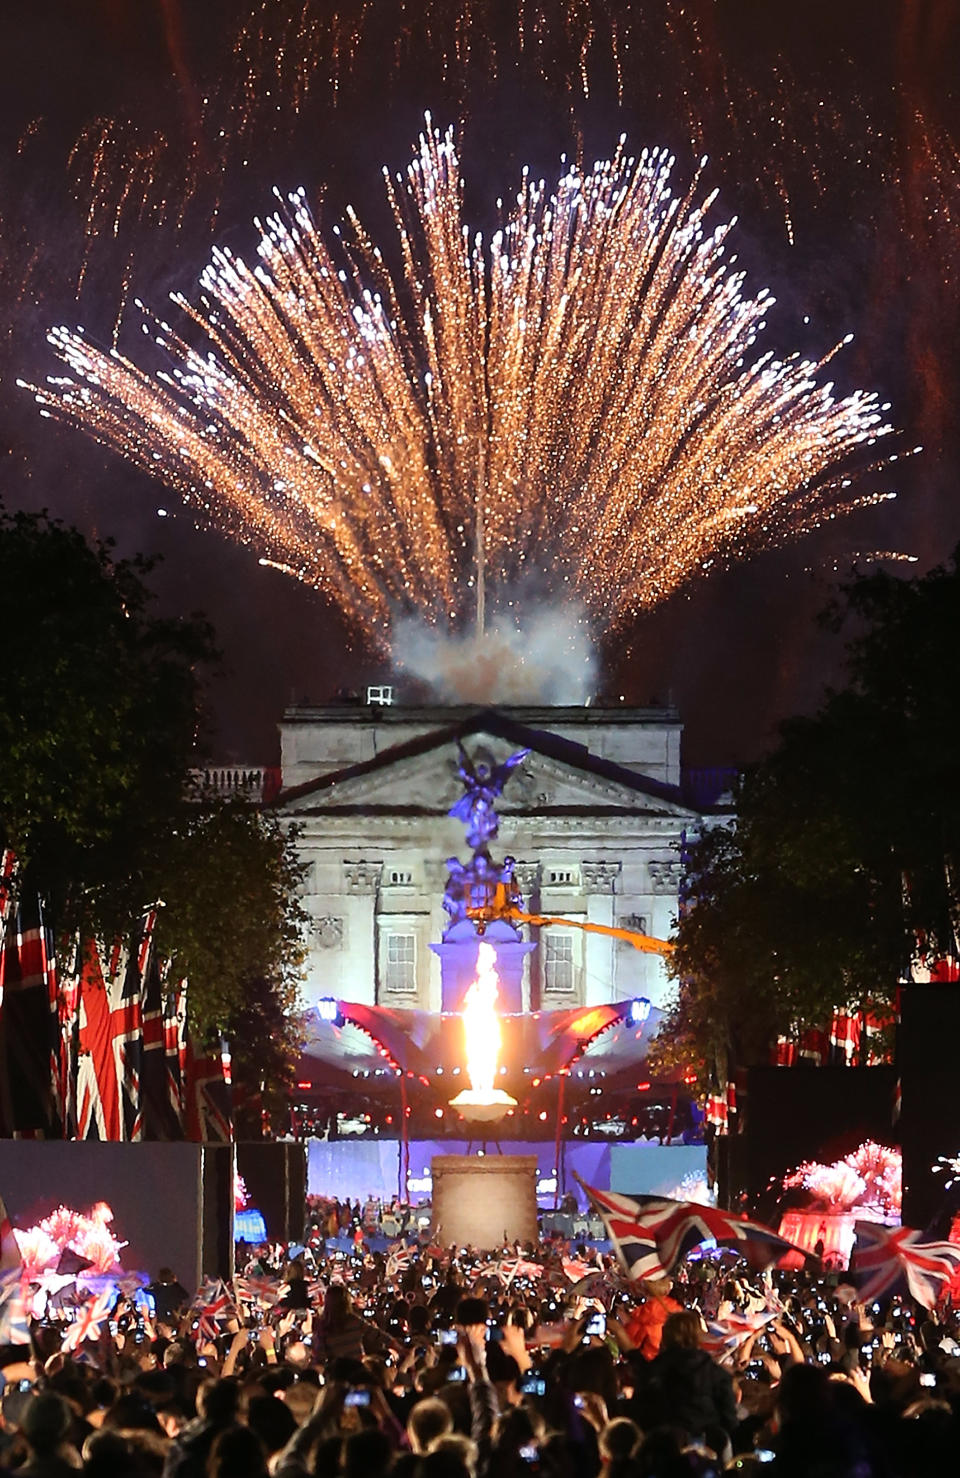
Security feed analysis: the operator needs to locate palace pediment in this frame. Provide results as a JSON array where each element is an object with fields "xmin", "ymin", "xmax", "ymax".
[{"xmin": 276, "ymin": 715, "xmax": 699, "ymax": 820}]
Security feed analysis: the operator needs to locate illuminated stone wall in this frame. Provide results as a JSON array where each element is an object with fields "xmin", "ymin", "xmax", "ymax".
[{"xmin": 431, "ymin": 1153, "xmax": 538, "ymax": 1246}]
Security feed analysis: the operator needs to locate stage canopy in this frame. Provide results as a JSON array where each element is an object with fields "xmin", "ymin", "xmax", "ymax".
[{"xmin": 296, "ymin": 999, "xmax": 667, "ymax": 1100}]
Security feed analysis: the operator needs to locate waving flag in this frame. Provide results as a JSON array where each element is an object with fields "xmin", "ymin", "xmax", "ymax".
[
  {"xmin": 851, "ymin": 1222, "xmax": 960, "ymax": 1310},
  {"xmin": 701, "ymin": 1310, "xmax": 776, "ymax": 1361},
  {"xmin": 0, "ymin": 1194, "xmax": 19, "ymax": 1273},
  {"xmin": 497, "ymin": 1255, "xmax": 544, "ymax": 1286},
  {"xmin": 61, "ymin": 1289, "xmax": 114, "ymax": 1351},
  {"xmin": 190, "ymin": 1277, "xmax": 235, "ymax": 1340},
  {"xmin": 562, "ymin": 1257, "xmax": 596, "ymax": 1284},
  {"xmin": 386, "ymin": 1242, "xmax": 414, "ymax": 1279},
  {"xmin": 233, "ymin": 1273, "xmax": 280, "ymax": 1309},
  {"xmin": 0, "ymin": 1265, "xmax": 30, "ymax": 1346},
  {"xmin": 577, "ymin": 1177, "xmax": 803, "ymax": 1279}
]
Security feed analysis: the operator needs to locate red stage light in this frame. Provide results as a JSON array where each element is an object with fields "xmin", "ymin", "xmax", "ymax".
[
  {"xmin": 296, "ymin": 1080, "xmax": 312, "ymax": 1089},
  {"xmin": 637, "ymin": 1081, "xmax": 651, "ymax": 1091}
]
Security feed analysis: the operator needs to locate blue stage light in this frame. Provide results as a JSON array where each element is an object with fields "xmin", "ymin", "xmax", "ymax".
[
  {"xmin": 628, "ymin": 997, "xmax": 652, "ymax": 1026},
  {"xmin": 235, "ymin": 1208, "xmax": 268, "ymax": 1243}
]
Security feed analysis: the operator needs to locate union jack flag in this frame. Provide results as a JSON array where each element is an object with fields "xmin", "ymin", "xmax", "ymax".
[
  {"xmin": 850, "ymin": 1222, "xmax": 960, "ymax": 1311},
  {"xmin": 496, "ymin": 1255, "xmax": 544, "ymax": 1285},
  {"xmin": 233, "ymin": 1273, "xmax": 280, "ymax": 1309},
  {"xmin": 61, "ymin": 1288, "xmax": 114, "ymax": 1351},
  {"xmin": 0, "ymin": 850, "xmax": 17, "ymax": 953},
  {"xmin": 561, "ymin": 1256, "xmax": 596, "ymax": 1284},
  {"xmin": 0, "ymin": 1193, "xmax": 19, "ymax": 1272},
  {"xmin": 700, "ymin": 1310, "xmax": 776, "ymax": 1361},
  {"xmin": 0, "ymin": 1264, "xmax": 30, "ymax": 1346},
  {"xmin": 189, "ymin": 1277, "xmax": 235, "ymax": 1339},
  {"xmin": 577, "ymin": 1177, "xmax": 804, "ymax": 1280},
  {"xmin": 0, "ymin": 886, "xmax": 61, "ymax": 1136},
  {"xmin": 386, "ymin": 1242, "xmax": 414, "ymax": 1279},
  {"xmin": 141, "ymin": 947, "xmax": 183, "ymax": 1140},
  {"xmin": 184, "ymin": 1036, "xmax": 233, "ymax": 1143}
]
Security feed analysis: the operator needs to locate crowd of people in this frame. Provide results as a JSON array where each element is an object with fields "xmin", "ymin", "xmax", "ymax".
[{"xmin": 2, "ymin": 1232, "xmax": 960, "ymax": 1478}]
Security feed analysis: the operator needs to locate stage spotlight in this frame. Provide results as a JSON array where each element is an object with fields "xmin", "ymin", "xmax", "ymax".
[
  {"xmin": 317, "ymin": 996, "xmax": 340, "ymax": 1024},
  {"xmin": 628, "ymin": 997, "xmax": 652, "ymax": 1026}
]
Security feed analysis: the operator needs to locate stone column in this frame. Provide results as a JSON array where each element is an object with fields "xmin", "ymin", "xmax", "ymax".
[
  {"xmin": 342, "ymin": 860, "xmax": 382, "ymax": 1006},
  {"xmin": 647, "ymin": 857, "xmax": 682, "ymax": 1008},
  {"xmin": 513, "ymin": 861, "xmax": 541, "ymax": 1010},
  {"xmin": 423, "ymin": 859, "xmax": 450, "ymax": 1013},
  {"xmin": 581, "ymin": 861, "xmax": 621, "ymax": 1006}
]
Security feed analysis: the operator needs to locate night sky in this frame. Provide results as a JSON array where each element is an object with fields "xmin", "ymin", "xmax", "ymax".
[{"xmin": 2, "ymin": 1, "xmax": 958, "ymax": 767}]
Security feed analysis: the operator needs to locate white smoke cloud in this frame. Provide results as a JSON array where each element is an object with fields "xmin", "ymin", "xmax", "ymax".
[{"xmin": 392, "ymin": 603, "xmax": 596, "ymax": 705}]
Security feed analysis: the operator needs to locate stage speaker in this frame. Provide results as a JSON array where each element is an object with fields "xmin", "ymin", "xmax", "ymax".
[
  {"xmin": 201, "ymin": 1144, "xmax": 235, "ymax": 1280},
  {"xmin": 236, "ymin": 1142, "xmax": 307, "ymax": 1243},
  {"xmin": 744, "ymin": 1066, "xmax": 897, "ymax": 1213},
  {"xmin": 899, "ymin": 982, "xmax": 960, "ymax": 1231}
]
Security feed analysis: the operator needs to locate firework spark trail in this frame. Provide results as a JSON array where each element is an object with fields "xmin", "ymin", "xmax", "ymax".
[
  {"xmin": 25, "ymin": 120, "xmax": 894, "ymax": 646},
  {"xmin": 34, "ymin": 3, "xmax": 945, "ymax": 324}
]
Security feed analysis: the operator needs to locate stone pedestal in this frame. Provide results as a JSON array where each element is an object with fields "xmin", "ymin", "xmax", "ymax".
[
  {"xmin": 431, "ymin": 919, "xmax": 535, "ymax": 1014},
  {"xmin": 431, "ymin": 1154, "xmax": 538, "ymax": 1248}
]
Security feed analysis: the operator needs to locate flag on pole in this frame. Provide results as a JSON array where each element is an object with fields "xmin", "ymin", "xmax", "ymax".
[
  {"xmin": 141, "ymin": 940, "xmax": 182, "ymax": 1140},
  {"xmin": 184, "ymin": 1036, "xmax": 233, "ymax": 1143},
  {"xmin": 0, "ymin": 886, "xmax": 61, "ymax": 1137},
  {"xmin": 0, "ymin": 851, "xmax": 17, "ymax": 967},
  {"xmin": 850, "ymin": 1222, "xmax": 960, "ymax": 1310},
  {"xmin": 577, "ymin": 1177, "xmax": 804, "ymax": 1279},
  {"xmin": 76, "ymin": 909, "xmax": 156, "ymax": 1142},
  {"xmin": 115, "ymin": 910, "xmax": 157, "ymax": 1140},
  {"xmin": 76, "ymin": 940, "xmax": 121, "ymax": 1141},
  {"xmin": 165, "ymin": 979, "xmax": 186, "ymax": 1130}
]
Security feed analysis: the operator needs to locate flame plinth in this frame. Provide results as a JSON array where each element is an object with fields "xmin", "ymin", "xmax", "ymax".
[{"xmin": 449, "ymin": 941, "xmax": 517, "ymax": 1123}]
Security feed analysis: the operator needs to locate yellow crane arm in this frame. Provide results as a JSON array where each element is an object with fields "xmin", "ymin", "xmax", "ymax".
[
  {"xmin": 503, "ymin": 908, "xmax": 674, "ymax": 957},
  {"xmin": 463, "ymin": 881, "xmax": 673, "ymax": 956}
]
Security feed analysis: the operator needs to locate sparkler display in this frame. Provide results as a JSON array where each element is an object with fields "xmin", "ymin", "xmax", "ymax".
[{"xmin": 26, "ymin": 121, "xmax": 893, "ymax": 645}]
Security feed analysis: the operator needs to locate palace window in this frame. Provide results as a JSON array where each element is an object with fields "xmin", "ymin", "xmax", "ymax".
[
  {"xmin": 384, "ymin": 932, "xmax": 416, "ymax": 993},
  {"xmin": 546, "ymin": 867, "xmax": 578, "ymax": 887},
  {"xmin": 543, "ymin": 933, "xmax": 576, "ymax": 993},
  {"xmin": 388, "ymin": 868, "xmax": 413, "ymax": 886}
]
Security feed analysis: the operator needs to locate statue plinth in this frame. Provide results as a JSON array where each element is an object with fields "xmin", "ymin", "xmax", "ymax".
[
  {"xmin": 431, "ymin": 1154, "xmax": 538, "ymax": 1247},
  {"xmin": 431, "ymin": 918, "xmax": 535, "ymax": 1013}
]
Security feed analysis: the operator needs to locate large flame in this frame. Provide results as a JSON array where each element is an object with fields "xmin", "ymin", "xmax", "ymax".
[
  {"xmin": 449, "ymin": 940, "xmax": 517, "ymax": 1121},
  {"xmin": 462, "ymin": 941, "xmax": 502, "ymax": 1096}
]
